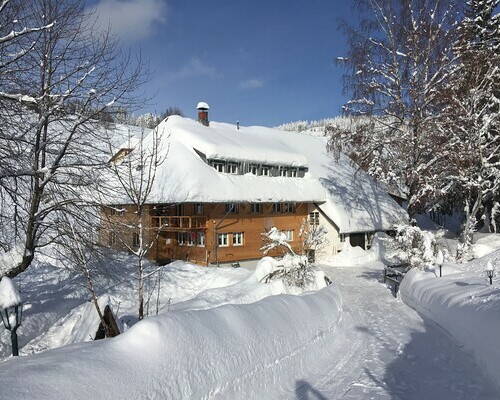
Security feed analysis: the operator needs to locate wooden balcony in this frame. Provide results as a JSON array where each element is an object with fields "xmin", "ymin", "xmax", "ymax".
[{"xmin": 152, "ymin": 216, "xmax": 207, "ymax": 231}]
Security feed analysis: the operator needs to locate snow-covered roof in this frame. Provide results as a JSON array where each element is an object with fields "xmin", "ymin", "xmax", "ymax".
[{"xmin": 110, "ymin": 115, "xmax": 407, "ymax": 233}]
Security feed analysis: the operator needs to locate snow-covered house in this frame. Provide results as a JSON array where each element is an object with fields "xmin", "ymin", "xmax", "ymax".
[{"xmin": 103, "ymin": 104, "xmax": 407, "ymax": 265}]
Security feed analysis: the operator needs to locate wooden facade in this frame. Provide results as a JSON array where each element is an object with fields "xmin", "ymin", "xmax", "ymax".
[{"xmin": 102, "ymin": 202, "xmax": 311, "ymax": 266}]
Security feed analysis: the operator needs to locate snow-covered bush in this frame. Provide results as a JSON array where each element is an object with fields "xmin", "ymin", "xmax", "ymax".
[
  {"xmin": 394, "ymin": 224, "xmax": 438, "ymax": 268},
  {"xmin": 260, "ymin": 227, "xmax": 329, "ymax": 289}
]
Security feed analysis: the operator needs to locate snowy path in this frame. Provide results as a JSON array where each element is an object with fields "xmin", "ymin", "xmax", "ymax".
[{"xmin": 292, "ymin": 264, "xmax": 499, "ymax": 399}]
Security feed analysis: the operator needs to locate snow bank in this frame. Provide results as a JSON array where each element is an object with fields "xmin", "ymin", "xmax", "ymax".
[
  {"xmin": 0, "ymin": 285, "xmax": 342, "ymax": 399},
  {"xmin": 472, "ymin": 233, "xmax": 500, "ymax": 259},
  {"xmin": 324, "ymin": 241, "xmax": 380, "ymax": 266},
  {"xmin": 400, "ymin": 253, "xmax": 500, "ymax": 383}
]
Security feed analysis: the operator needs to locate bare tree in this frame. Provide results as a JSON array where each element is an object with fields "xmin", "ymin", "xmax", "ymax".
[
  {"xmin": 0, "ymin": 0, "xmax": 55, "ymax": 251},
  {"xmin": 0, "ymin": 0, "xmax": 147, "ymax": 278},
  {"xmin": 103, "ymin": 125, "xmax": 167, "ymax": 320}
]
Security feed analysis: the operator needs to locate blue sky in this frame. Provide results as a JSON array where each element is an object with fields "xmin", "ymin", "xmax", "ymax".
[{"xmin": 88, "ymin": 0, "xmax": 355, "ymax": 126}]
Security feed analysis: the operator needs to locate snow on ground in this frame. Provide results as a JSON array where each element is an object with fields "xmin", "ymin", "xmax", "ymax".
[
  {"xmin": 1, "ymin": 236, "xmax": 500, "ymax": 398},
  {"xmin": 0, "ymin": 253, "xmax": 278, "ymax": 358},
  {"xmin": 472, "ymin": 232, "xmax": 500, "ymax": 259},
  {"xmin": 0, "ymin": 282, "xmax": 343, "ymax": 400},
  {"xmin": 400, "ymin": 236, "xmax": 500, "ymax": 384},
  {"xmin": 1, "ymin": 261, "xmax": 497, "ymax": 399},
  {"xmin": 0, "ymin": 251, "xmax": 327, "ymax": 358}
]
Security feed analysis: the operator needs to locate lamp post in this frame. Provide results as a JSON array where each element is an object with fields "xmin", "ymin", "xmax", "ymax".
[
  {"xmin": 436, "ymin": 249, "xmax": 444, "ymax": 278},
  {"xmin": 0, "ymin": 304, "xmax": 23, "ymax": 356},
  {"xmin": 485, "ymin": 261, "xmax": 494, "ymax": 285},
  {"xmin": 0, "ymin": 277, "xmax": 23, "ymax": 356}
]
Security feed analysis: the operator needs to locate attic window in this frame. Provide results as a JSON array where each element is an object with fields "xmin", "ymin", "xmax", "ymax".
[
  {"xmin": 195, "ymin": 203, "xmax": 204, "ymax": 214},
  {"xmin": 227, "ymin": 163, "xmax": 238, "ymax": 174},
  {"xmin": 205, "ymin": 157, "xmax": 307, "ymax": 178},
  {"xmin": 109, "ymin": 148, "xmax": 133, "ymax": 164},
  {"xmin": 251, "ymin": 203, "xmax": 262, "ymax": 213},
  {"xmin": 213, "ymin": 162, "xmax": 224, "ymax": 172}
]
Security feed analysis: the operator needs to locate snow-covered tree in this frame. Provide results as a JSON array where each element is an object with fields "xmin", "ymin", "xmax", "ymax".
[
  {"xmin": 335, "ymin": 0, "xmax": 462, "ymax": 218},
  {"xmin": 394, "ymin": 224, "xmax": 438, "ymax": 268},
  {"xmin": 136, "ymin": 112, "xmax": 160, "ymax": 129},
  {"xmin": 0, "ymin": 0, "xmax": 146, "ymax": 278},
  {"xmin": 159, "ymin": 106, "xmax": 184, "ymax": 120},
  {"xmin": 260, "ymin": 226, "xmax": 327, "ymax": 289},
  {"xmin": 436, "ymin": 0, "xmax": 500, "ymax": 256}
]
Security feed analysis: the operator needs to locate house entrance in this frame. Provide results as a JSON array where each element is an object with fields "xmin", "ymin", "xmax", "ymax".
[{"xmin": 349, "ymin": 233, "xmax": 365, "ymax": 249}]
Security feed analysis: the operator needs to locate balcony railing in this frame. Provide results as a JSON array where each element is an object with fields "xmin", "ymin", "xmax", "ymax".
[{"xmin": 152, "ymin": 216, "xmax": 207, "ymax": 230}]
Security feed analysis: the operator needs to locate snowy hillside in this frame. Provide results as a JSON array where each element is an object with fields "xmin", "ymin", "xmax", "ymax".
[{"xmin": 276, "ymin": 115, "xmax": 361, "ymax": 136}]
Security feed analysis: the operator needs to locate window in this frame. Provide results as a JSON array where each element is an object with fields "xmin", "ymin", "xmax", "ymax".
[
  {"xmin": 177, "ymin": 232, "xmax": 187, "ymax": 246},
  {"xmin": 249, "ymin": 164, "xmax": 258, "ymax": 175},
  {"xmin": 232, "ymin": 232, "xmax": 244, "ymax": 246},
  {"xmin": 261, "ymin": 166, "xmax": 270, "ymax": 176},
  {"xmin": 309, "ymin": 212, "xmax": 320, "ymax": 227},
  {"xmin": 195, "ymin": 203, "xmax": 204, "ymax": 214},
  {"xmin": 340, "ymin": 234, "xmax": 346, "ymax": 243},
  {"xmin": 226, "ymin": 203, "xmax": 238, "ymax": 213},
  {"xmin": 218, "ymin": 233, "xmax": 229, "ymax": 247},
  {"xmin": 109, "ymin": 232, "xmax": 117, "ymax": 246},
  {"xmin": 283, "ymin": 202, "xmax": 295, "ymax": 213},
  {"xmin": 227, "ymin": 162, "xmax": 238, "ymax": 174},
  {"xmin": 187, "ymin": 232, "xmax": 196, "ymax": 246},
  {"xmin": 289, "ymin": 169, "xmax": 298, "ymax": 177},
  {"xmin": 273, "ymin": 203, "xmax": 282, "ymax": 213},
  {"xmin": 110, "ymin": 206, "xmax": 124, "ymax": 216},
  {"xmin": 284, "ymin": 230, "xmax": 294, "ymax": 241},
  {"xmin": 197, "ymin": 232, "xmax": 205, "ymax": 247},
  {"xmin": 132, "ymin": 232, "xmax": 140, "ymax": 247},
  {"xmin": 251, "ymin": 203, "xmax": 262, "ymax": 214},
  {"xmin": 279, "ymin": 168, "xmax": 288, "ymax": 177},
  {"xmin": 213, "ymin": 162, "xmax": 224, "ymax": 172}
]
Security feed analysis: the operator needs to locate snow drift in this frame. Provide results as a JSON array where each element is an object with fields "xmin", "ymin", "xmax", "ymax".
[
  {"xmin": 0, "ymin": 284, "xmax": 342, "ymax": 399},
  {"xmin": 400, "ymin": 249, "xmax": 500, "ymax": 384}
]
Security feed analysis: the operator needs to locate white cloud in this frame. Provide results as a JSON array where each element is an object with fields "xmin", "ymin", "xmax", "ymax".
[
  {"xmin": 172, "ymin": 58, "xmax": 218, "ymax": 80},
  {"xmin": 92, "ymin": 0, "xmax": 167, "ymax": 42},
  {"xmin": 239, "ymin": 78, "xmax": 264, "ymax": 90}
]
